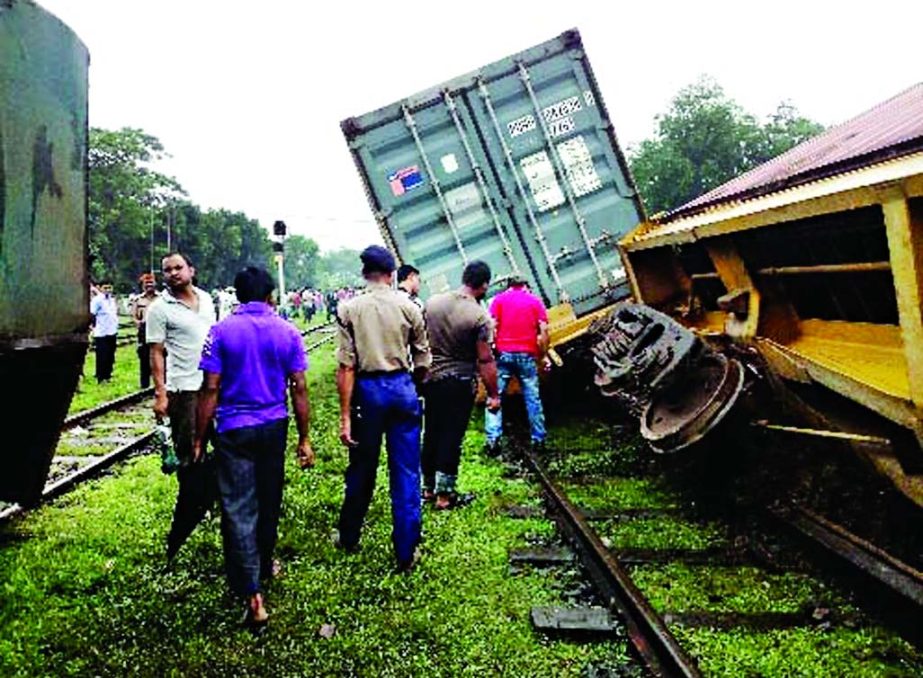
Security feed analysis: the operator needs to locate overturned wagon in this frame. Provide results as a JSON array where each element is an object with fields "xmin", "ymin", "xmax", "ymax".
[
  {"xmin": 0, "ymin": 1, "xmax": 89, "ymax": 505},
  {"xmin": 612, "ymin": 83, "xmax": 923, "ymax": 506}
]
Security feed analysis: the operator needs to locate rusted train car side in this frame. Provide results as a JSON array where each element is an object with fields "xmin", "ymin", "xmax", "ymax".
[
  {"xmin": 0, "ymin": 1, "xmax": 90, "ymax": 505},
  {"xmin": 616, "ymin": 83, "xmax": 923, "ymax": 506}
]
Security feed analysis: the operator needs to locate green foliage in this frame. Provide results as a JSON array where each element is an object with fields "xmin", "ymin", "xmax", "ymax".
[
  {"xmin": 88, "ymin": 127, "xmax": 275, "ymax": 292},
  {"xmin": 281, "ymin": 234, "xmax": 320, "ymax": 290},
  {"xmin": 88, "ymin": 128, "xmax": 184, "ymax": 285},
  {"xmin": 629, "ymin": 77, "xmax": 825, "ymax": 215},
  {"xmin": 314, "ymin": 247, "xmax": 364, "ymax": 290}
]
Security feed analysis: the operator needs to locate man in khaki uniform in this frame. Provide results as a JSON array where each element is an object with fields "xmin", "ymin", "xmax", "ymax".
[
  {"xmin": 335, "ymin": 245, "xmax": 431, "ymax": 572},
  {"xmin": 131, "ymin": 272, "xmax": 159, "ymax": 388}
]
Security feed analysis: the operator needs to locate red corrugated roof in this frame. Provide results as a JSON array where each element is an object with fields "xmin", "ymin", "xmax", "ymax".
[{"xmin": 665, "ymin": 82, "xmax": 923, "ymax": 220}]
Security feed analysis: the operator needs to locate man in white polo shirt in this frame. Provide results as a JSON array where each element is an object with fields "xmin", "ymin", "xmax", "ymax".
[{"xmin": 146, "ymin": 252, "xmax": 217, "ymax": 561}]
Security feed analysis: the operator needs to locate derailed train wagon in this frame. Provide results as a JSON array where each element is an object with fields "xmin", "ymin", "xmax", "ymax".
[
  {"xmin": 0, "ymin": 2, "xmax": 89, "ymax": 505},
  {"xmin": 341, "ymin": 30, "xmax": 644, "ymax": 347},
  {"xmin": 609, "ymin": 83, "xmax": 923, "ymax": 507}
]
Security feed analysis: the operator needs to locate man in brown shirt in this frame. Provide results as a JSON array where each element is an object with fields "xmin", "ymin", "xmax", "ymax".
[
  {"xmin": 335, "ymin": 245, "xmax": 431, "ymax": 572},
  {"xmin": 422, "ymin": 261, "xmax": 500, "ymax": 509}
]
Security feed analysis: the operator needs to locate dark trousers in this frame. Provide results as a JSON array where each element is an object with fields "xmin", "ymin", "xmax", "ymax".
[
  {"xmin": 215, "ymin": 418, "xmax": 288, "ymax": 596},
  {"xmin": 422, "ymin": 377, "xmax": 476, "ymax": 495},
  {"xmin": 338, "ymin": 372, "xmax": 422, "ymax": 565},
  {"xmin": 137, "ymin": 343, "xmax": 151, "ymax": 388},
  {"xmin": 166, "ymin": 391, "xmax": 218, "ymax": 559},
  {"xmin": 94, "ymin": 334, "xmax": 117, "ymax": 382}
]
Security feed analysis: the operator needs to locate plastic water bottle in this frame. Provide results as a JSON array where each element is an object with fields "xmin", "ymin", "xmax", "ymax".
[{"xmin": 157, "ymin": 419, "xmax": 179, "ymax": 475}]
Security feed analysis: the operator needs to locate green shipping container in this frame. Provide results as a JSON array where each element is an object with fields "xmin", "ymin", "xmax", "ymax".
[
  {"xmin": 342, "ymin": 29, "xmax": 645, "ymax": 316},
  {"xmin": 0, "ymin": 0, "xmax": 89, "ymax": 504}
]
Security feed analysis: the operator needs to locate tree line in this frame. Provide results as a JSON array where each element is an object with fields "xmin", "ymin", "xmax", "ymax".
[
  {"xmin": 628, "ymin": 77, "xmax": 823, "ymax": 216},
  {"xmin": 88, "ymin": 77, "xmax": 823, "ymax": 292},
  {"xmin": 88, "ymin": 128, "xmax": 362, "ymax": 293}
]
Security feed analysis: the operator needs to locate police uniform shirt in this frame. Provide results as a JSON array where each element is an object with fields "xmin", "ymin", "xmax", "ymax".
[
  {"xmin": 336, "ymin": 282, "xmax": 431, "ymax": 373},
  {"xmin": 399, "ymin": 287, "xmax": 425, "ymax": 312}
]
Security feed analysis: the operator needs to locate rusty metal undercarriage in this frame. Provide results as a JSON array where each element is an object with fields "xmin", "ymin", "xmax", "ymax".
[{"xmin": 589, "ymin": 303, "xmax": 746, "ymax": 453}]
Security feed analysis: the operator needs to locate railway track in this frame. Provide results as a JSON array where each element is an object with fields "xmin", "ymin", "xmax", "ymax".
[
  {"xmin": 2, "ymin": 329, "xmax": 337, "ymax": 524},
  {"xmin": 512, "ymin": 420, "xmax": 923, "ymax": 676},
  {"xmin": 0, "ymin": 393, "xmax": 155, "ymax": 522}
]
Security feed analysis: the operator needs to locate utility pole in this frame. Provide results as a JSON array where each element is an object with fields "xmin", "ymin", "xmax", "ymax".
[
  {"xmin": 273, "ymin": 220, "xmax": 287, "ymax": 311},
  {"xmin": 149, "ymin": 207, "xmax": 154, "ymax": 274},
  {"xmin": 166, "ymin": 205, "xmax": 172, "ymax": 252}
]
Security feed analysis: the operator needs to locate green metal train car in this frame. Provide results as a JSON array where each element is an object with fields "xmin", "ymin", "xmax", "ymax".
[{"xmin": 0, "ymin": 1, "xmax": 89, "ymax": 505}]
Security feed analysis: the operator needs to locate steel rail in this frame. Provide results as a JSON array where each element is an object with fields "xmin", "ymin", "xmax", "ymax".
[
  {"xmin": 305, "ymin": 332, "xmax": 336, "ymax": 353},
  {"xmin": 524, "ymin": 449, "xmax": 702, "ymax": 678},
  {"xmin": 3, "ymin": 327, "xmax": 334, "ymax": 525},
  {"xmin": 63, "ymin": 388, "xmax": 154, "ymax": 431},
  {"xmin": 0, "ymin": 431, "xmax": 156, "ymax": 523},
  {"xmin": 773, "ymin": 504, "xmax": 923, "ymax": 608},
  {"xmin": 300, "ymin": 320, "xmax": 335, "ymax": 337}
]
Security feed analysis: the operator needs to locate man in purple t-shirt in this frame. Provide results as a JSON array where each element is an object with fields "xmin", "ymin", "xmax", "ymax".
[{"xmin": 194, "ymin": 266, "xmax": 312, "ymax": 626}]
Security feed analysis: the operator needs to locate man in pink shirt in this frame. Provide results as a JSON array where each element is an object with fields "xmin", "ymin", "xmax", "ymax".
[{"xmin": 485, "ymin": 275, "xmax": 550, "ymax": 454}]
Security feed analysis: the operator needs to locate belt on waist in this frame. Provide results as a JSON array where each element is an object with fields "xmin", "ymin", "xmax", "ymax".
[{"xmin": 357, "ymin": 369, "xmax": 408, "ymax": 378}]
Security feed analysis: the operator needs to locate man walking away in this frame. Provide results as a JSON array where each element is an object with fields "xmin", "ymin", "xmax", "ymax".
[
  {"xmin": 131, "ymin": 273, "xmax": 159, "ymax": 388},
  {"xmin": 422, "ymin": 261, "xmax": 500, "ymax": 509},
  {"xmin": 196, "ymin": 266, "xmax": 313, "ymax": 626},
  {"xmin": 335, "ymin": 245, "xmax": 431, "ymax": 572},
  {"xmin": 397, "ymin": 263, "xmax": 423, "ymax": 311},
  {"xmin": 146, "ymin": 253, "xmax": 217, "ymax": 560},
  {"xmin": 484, "ymin": 275, "xmax": 550, "ymax": 455},
  {"xmin": 326, "ymin": 290, "xmax": 338, "ymax": 323},
  {"xmin": 90, "ymin": 281, "xmax": 119, "ymax": 383}
]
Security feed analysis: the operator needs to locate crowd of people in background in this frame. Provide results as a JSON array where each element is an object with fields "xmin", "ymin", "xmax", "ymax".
[
  {"xmin": 86, "ymin": 246, "xmax": 552, "ymax": 628},
  {"xmin": 88, "ymin": 278, "xmax": 363, "ymax": 388}
]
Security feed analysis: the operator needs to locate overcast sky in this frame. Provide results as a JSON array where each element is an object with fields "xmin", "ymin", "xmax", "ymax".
[{"xmin": 39, "ymin": 0, "xmax": 923, "ymax": 251}]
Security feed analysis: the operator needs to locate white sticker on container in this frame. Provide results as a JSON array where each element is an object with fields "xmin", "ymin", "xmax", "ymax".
[
  {"xmin": 508, "ymin": 114, "xmax": 537, "ymax": 138},
  {"xmin": 611, "ymin": 266, "xmax": 627, "ymax": 283},
  {"xmin": 584, "ymin": 90, "xmax": 596, "ymax": 107},
  {"xmin": 557, "ymin": 135, "xmax": 602, "ymax": 197},
  {"xmin": 542, "ymin": 96, "xmax": 582, "ymax": 124},
  {"xmin": 520, "ymin": 151, "xmax": 565, "ymax": 212},
  {"xmin": 441, "ymin": 153, "xmax": 459, "ymax": 174},
  {"xmin": 549, "ymin": 116, "xmax": 576, "ymax": 139},
  {"xmin": 445, "ymin": 182, "xmax": 486, "ymax": 229}
]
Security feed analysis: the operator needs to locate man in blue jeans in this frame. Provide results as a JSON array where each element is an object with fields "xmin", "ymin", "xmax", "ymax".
[
  {"xmin": 194, "ymin": 266, "xmax": 313, "ymax": 626},
  {"xmin": 485, "ymin": 276, "xmax": 550, "ymax": 455},
  {"xmin": 335, "ymin": 245, "xmax": 431, "ymax": 572}
]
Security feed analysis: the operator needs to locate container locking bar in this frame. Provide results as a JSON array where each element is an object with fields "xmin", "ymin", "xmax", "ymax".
[
  {"xmin": 402, "ymin": 104, "xmax": 468, "ymax": 265},
  {"xmin": 517, "ymin": 62, "xmax": 608, "ymax": 290},
  {"xmin": 477, "ymin": 78, "xmax": 566, "ymax": 300},
  {"xmin": 443, "ymin": 91, "xmax": 520, "ymax": 276}
]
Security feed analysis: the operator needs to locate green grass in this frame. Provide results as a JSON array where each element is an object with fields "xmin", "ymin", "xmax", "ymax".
[
  {"xmin": 56, "ymin": 406, "xmax": 151, "ymax": 458},
  {"xmin": 562, "ymin": 478, "xmax": 679, "ymax": 512},
  {"xmin": 598, "ymin": 517, "xmax": 728, "ymax": 551},
  {"xmin": 0, "ymin": 344, "xmax": 631, "ymax": 677},
  {"xmin": 632, "ymin": 563, "xmax": 830, "ymax": 615},
  {"xmin": 69, "ymin": 343, "xmax": 146, "ymax": 415},
  {"xmin": 673, "ymin": 626, "xmax": 923, "ymax": 678}
]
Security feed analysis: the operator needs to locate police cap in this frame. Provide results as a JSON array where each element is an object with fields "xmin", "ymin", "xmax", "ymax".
[{"xmin": 360, "ymin": 245, "xmax": 396, "ymax": 275}]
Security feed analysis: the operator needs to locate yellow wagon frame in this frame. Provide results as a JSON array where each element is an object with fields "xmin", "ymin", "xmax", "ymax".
[{"xmin": 618, "ymin": 151, "xmax": 923, "ymax": 504}]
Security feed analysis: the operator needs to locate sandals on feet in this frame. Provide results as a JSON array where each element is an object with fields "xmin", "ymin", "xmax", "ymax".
[
  {"xmin": 434, "ymin": 492, "xmax": 475, "ymax": 510},
  {"xmin": 243, "ymin": 593, "xmax": 269, "ymax": 628}
]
